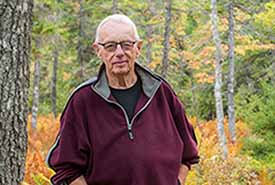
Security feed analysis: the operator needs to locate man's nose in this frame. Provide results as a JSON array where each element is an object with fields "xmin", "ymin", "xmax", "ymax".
[{"xmin": 114, "ymin": 44, "xmax": 124, "ymax": 57}]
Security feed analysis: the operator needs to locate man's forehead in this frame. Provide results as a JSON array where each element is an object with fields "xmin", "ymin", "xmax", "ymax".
[{"xmin": 98, "ymin": 21, "xmax": 136, "ymax": 42}]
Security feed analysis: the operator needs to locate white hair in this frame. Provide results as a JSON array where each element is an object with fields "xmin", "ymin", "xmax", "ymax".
[{"xmin": 95, "ymin": 14, "xmax": 140, "ymax": 42}]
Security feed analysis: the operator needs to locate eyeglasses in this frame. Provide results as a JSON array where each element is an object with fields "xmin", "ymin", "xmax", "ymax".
[{"xmin": 98, "ymin": 41, "xmax": 136, "ymax": 52}]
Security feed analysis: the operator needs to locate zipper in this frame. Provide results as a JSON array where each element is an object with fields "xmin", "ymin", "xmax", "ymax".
[
  {"xmin": 128, "ymin": 86, "xmax": 160, "ymax": 136},
  {"xmin": 91, "ymin": 82, "xmax": 161, "ymax": 140}
]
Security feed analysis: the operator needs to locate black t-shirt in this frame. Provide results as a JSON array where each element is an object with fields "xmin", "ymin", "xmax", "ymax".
[{"xmin": 110, "ymin": 77, "xmax": 141, "ymax": 121}]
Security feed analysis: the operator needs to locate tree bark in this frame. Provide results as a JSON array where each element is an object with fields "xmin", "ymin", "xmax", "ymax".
[
  {"xmin": 0, "ymin": 0, "xmax": 33, "ymax": 183},
  {"xmin": 145, "ymin": 0, "xmax": 157, "ymax": 64},
  {"xmin": 227, "ymin": 1, "xmax": 236, "ymax": 143},
  {"xmin": 31, "ymin": 60, "xmax": 41, "ymax": 129},
  {"xmin": 210, "ymin": 0, "xmax": 228, "ymax": 158},
  {"xmin": 161, "ymin": 0, "xmax": 172, "ymax": 78},
  {"xmin": 112, "ymin": 0, "xmax": 118, "ymax": 14},
  {"xmin": 51, "ymin": 49, "xmax": 58, "ymax": 118}
]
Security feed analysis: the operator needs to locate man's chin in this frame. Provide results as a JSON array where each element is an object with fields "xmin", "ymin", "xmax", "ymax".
[{"xmin": 112, "ymin": 68, "xmax": 130, "ymax": 75}]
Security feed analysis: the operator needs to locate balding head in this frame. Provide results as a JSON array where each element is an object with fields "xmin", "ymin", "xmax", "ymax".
[{"xmin": 95, "ymin": 14, "xmax": 140, "ymax": 43}]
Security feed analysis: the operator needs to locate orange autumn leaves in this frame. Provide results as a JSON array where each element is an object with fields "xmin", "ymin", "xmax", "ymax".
[
  {"xmin": 23, "ymin": 115, "xmax": 271, "ymax": 184},
  {"xmin": 187, "ymin": 118, "xmax": 273, "ymax": 185},
  {"xmin": 23, "ymin": 115, "xmax": 59, "ymax": 185}
]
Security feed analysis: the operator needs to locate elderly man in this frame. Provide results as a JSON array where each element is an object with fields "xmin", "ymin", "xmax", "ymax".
[{"xmin": 47, "ymin": 14, "xmax": 199, "ymax": 185}]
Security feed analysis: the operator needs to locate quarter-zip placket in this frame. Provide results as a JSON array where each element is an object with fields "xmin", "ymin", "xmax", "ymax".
[{"xmin": 91, "ymin": 83, "xmax": 161, "ymax": 140}]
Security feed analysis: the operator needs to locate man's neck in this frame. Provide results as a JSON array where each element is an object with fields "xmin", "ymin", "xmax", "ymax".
[{"xmin": 107, "ymin": 71, "xmax": 138, "ymax": 89}]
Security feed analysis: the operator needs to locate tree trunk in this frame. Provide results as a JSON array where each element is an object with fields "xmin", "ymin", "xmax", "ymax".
[
  {"xmin": 210, "ymin": 0, "xmax": 228, "ymax": 158},
  {"xmin": 161, "ymin": 0, "xmax": 172, "ymax": 78},
  {"xmin": 112, "ymin": 0, "xmax": 118, "ymax": 14},
  {"xmin": 0, "ymin": 0, "xmax": 33, "ymax": 183},
  {"xmin": 145, "ymin": 0, "xmax": 156, "ymax": 64},
  {"xmin": 77, "ymin": 0, "xmax": 85, "ymax": 78},
  {"xmin": 31, "ymin": 60, "xmax": 41, "ymax": 129},
  {"xmin": 51, "ymin": 49, "xmax": 58, "ymax": 118},
  {"xmin": 227, "ymin": 1, "xmax": 236, "ymax": 143}
]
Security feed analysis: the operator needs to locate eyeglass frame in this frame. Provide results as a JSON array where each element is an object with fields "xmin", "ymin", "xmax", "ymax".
[{"xmin": 97, "ymin": 41, "xmax": 137, "ymax": 52}]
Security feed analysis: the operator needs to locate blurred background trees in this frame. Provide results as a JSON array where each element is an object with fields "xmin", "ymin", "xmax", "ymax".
[{"xmin": 16, "ymin": 0, "xmax": 275, "ymax": 184}]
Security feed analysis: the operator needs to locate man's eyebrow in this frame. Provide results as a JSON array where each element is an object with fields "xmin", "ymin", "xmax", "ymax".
[{"xmin": 101, "ymin": 40, "xmax": 133, "ymax": 44}]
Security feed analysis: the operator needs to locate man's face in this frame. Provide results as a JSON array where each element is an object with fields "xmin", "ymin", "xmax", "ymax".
[{"xmin": 93, "ymin": 21, "xmax": 142, "ymax": 76}]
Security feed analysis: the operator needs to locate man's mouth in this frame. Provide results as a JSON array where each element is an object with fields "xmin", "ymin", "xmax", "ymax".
[{"xmin": 112, "ymin": 60, "xmax": 128, "ymax": 65}]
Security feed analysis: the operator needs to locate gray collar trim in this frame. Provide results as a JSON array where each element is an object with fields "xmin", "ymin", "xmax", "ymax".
[
  {"xmin": 92, "ymin": 63, "xmax": 162, "ymax": 99},
  {"xmin": 93, "ymin": 69, "xmax": 110, "ymax": 99}
]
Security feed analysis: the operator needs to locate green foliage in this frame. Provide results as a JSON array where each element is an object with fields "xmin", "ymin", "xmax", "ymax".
[
  {"xmin": 236, "ymin": 82, "xmax": 275, "ymax": 166},
  {"xmin": 184, "ymin": 13, "xmax": 198, "ymax": 35},
  {"xmin": 254, "ymin": 1, "xmax": 275, "ymax": 39},
  {"xmin": 26, "ymin": 0, "xmax": 275, "ymax": 183},
  {"xmin": 31, "ymin": 173, "xmax": 49, "ymax": 185}
]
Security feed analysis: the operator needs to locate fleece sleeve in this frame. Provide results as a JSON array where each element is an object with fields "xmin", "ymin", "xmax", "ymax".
[
  {"xmin": 46, "ymin": 94, "xmax": 91, "ymax": 185},
  {"xmin": 169, "ymin": 88, "xmax": 199, "ymax": 169}
]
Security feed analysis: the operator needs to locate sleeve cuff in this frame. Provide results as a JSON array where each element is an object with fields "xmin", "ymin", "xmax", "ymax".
[
  {"xmin": 51, "ymin": 172, "xmax": 83, "ymax": 185},
  {"xmin": 182, "ymin": 156, "xmax": 200, "ymax": 170}
]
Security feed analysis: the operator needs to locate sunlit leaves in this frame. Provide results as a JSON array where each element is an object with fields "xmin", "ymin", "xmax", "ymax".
[
  {"xmin": 24, "ymin": 115, "xmax": 59, "ymax": 184},
  {"xmin": 186, "ymin": 118, "xmax": 273, "ymax": 185},
  {"xmin": 23, "ymin": 114, "xmax": 274, "ymax": 184},
  {"xmin": 254, "ymin": 2, "xmax": 275, "ymax": 36}
]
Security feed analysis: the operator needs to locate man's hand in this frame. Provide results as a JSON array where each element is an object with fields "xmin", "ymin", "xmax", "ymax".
[
  {"xmin": 178, "ymin": 164, "xmax": 189, "ymax": 185},
  {"xmin": 70, "ymin": 175, "xmax": 88, "ymax": 185}
]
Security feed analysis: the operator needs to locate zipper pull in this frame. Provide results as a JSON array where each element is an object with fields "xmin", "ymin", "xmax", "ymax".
[{"xmin": 128, "ymin": 128, "xmax": 134, "ymax": 140}]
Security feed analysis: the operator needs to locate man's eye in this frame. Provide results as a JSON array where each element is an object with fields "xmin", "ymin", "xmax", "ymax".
[
  {"xmin": 122, "ymin": 42, "xmax": 133, "ymax": 48},
  {"xmin": 123, "ymin": 43, "xmax": 131, "ymax": 47},
  {"xmin": 105, "ymin": 43, "xmax": 116, "ymax": 49}
]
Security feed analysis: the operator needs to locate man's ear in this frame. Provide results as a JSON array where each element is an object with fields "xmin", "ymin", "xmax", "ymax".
[
  {"xmin": 92, "ymin": 43, "xmax": 101, "ymax": 58},
  {"xmin": 136, "ymin": 40, "xmax": 143, "ymax": 56}
]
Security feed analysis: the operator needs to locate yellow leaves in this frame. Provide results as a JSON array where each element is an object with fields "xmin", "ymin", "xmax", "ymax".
[
  {"xmin": 235, "ymin": 35, "xmax": 254, "ymax": 45},
  {"xmin": 195, "ymin": 72, "xmax": 214, "ymax": 84},
  {"xmin": 72, "ymin": 2, "xmax": 80, "ymax": 12},
  {"xmin": 259, "ymin": 168, "xmax": 274, "ymax": 185},
  {"xmin": 234, "ymin": 34, "xmax": 274, "ymax": 56},
  {"xmin": 146, "ymin": 15, "xmax": 164, "ymax": 26},
  {"xmin": 235, "ymin": 7, "xmax": 252, "ymax": 22},
  {"xmin": 236, "ymin": 44, "xmax": 275, "ymax": 56},
  {"xmin": 31, "ymin": 173, "xmax": 51, "ymax": 185},
  {"xmin": 204, "ymin": 59, "xmax": 215, "ymax": 66},
  {"xmin": 21, "ymin": 182, "xmax": 30, "ymax": 185},
  {"xmin": 199, "ymin": 47, "xmax": 215, "ymax": 58},
  {"xmin": 185, "ymin": 118, "xmax": 272, "ymax": 185},
  {"xmin": 236, "ymin": 46, "xmax": 246, "ymax": 56},
  {"xmin": 148, "ymin": 57, "xmax": 161, "ymax": 70},
  {"xmin": 62, "ymin": 72, "xmax": 71, "ymax": 81},
  {"xmin": 255, "ymin": 2, "xmax": 275, "ymax": 31},
  {"xmin": 219, "ymin": 18, "xmax": 229, "ymax": 32},
  {"xmin": 169, "ymin": 38, "xmax": 177, "ymax": 49},
  {"xmin": 182, "ymin": 51, "xmax": 195, "ymax": 61},
  {"xmin": 188, "ymin": 60, "xmax": 201, "ymax": 70},
  {"xmin": 220, "ymin": 17, "xmax": 228, "ymax": 25}
]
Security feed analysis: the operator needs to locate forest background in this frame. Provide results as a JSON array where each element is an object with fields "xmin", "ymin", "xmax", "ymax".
[{"xmin": 11, "ymin": 0, "xmax": 275, "ymax": 184}]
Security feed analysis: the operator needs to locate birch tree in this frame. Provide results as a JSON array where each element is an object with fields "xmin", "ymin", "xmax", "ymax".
[
  {"xmin": 112, "ymin": 0, "xmax": 118, "ymax": 14},
  {"xmin": 145, "ymin": 0, "xmax": 157, "ymax": 64},
  {"xmin": 51, "ymin": 49, "xmax": 58, "ymax": 118},
  {"xmin": 210, "ymin": 0, "xmax": 228, "ymax": 158},
  {"xmin": 161, "ymin": 0, "xmax": 172, "ymax": 78},
  {"xmin": 77, "ymin": 0, "xmax": 85, "ymax": 78},
  {"xmin": 50, "ymin": 3, "xmax": 62, "ymax": 118},
  {"xmin": 31, "ymin": 59, "xmax": 41, "ymax": 129},
  {"xmin": 0, "ymin": 0, "xmax": 33, "ymax": 183},
  {"xmin": 227, "ymin": 0, "xmax": 236, "ymax": 143}
]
